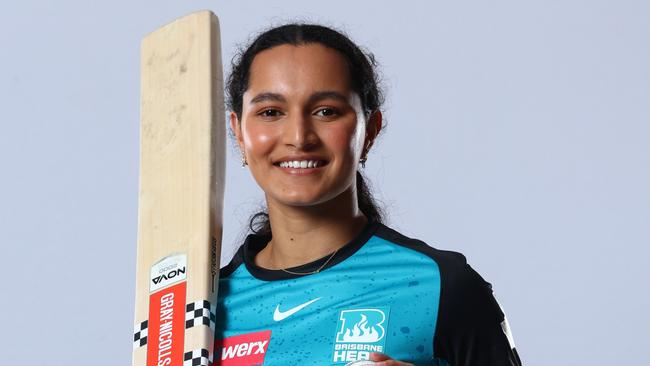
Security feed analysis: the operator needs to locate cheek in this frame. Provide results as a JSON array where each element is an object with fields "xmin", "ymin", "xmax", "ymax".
[
  {"xmin": 242, "ymin": 123, "xmax": 278, "ymax": 157},
  {"xmin": 322, "ymin": 121, "xmax": 365, "ymax": 159}
]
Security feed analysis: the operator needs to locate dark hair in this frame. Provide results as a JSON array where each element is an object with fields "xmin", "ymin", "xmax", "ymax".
[{"xmin": 226, "ymin": 23, "xmax": 385, "ymax": 235}]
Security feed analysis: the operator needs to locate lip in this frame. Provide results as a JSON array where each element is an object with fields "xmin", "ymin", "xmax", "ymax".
[
  {"xmin": 272, "ymin": 155, "xmax": 329, "ymax": 174},
  {"xmin": 272, "ymin": 155, "xmax": 329, "ymax": 165}
]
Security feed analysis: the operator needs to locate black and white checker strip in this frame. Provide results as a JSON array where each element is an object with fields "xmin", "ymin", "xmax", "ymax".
[
  {"xmin": 184, "ymin": 348, "xmax": 212, "ymax": 366},
  {"xmin": 133, "ymin": 299, "xmax": 214, "ymax": 350},
  {"xmin": 133, "ymin": 320, "xmax": 148, "ymax": 349},
  {"xmin": 185, "ymin": 300, "xmax": 216, "ymax": 331}
]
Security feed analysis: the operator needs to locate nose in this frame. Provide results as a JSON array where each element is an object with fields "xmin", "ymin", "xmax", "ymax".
[{"xmin": 283, "ymin": 112, "xmax": 318, "ymax": 150}]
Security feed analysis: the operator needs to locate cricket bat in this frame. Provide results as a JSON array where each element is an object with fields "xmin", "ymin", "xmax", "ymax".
[{"xmin": 132, "ymin": 11, "xmax": 225, "ymax": 366}]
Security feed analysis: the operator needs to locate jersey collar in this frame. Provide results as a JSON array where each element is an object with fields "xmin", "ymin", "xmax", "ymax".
[{"xmin": 241, "ymin": 220, "xmax": 380, "ymax": 281}]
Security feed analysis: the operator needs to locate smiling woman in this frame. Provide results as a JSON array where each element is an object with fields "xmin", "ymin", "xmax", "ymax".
[
  {"xmin": 237, "ymin": 44, "xmax": 373, "ymax": 213},
  {"xmin": 215, "ymin": 23, "xmax": 522, "ymax": 366}
]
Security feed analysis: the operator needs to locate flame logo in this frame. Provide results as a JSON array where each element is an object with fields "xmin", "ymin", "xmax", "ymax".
[
  {"xmin": 342, "ymin": 314, "xmax": 380, "ymax": 342},
  {"xmin": 336, "ymin": 309, "xmax": 386, "ymax": 343}
]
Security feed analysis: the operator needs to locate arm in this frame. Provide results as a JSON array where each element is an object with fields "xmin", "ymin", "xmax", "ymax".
[{"xmin": 433, "ymin": 253, "xmax": 522, "ymax": 366}]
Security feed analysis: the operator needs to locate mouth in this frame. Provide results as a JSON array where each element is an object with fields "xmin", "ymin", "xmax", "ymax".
[{"xmin": 273, "ymin": 159, "xmax": 329, "ymax": 169}]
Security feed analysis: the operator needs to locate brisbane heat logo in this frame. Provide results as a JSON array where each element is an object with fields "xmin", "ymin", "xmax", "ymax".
[{"xmin": 332, "ymin": 308, "xmax": 389, "ymax": 364}]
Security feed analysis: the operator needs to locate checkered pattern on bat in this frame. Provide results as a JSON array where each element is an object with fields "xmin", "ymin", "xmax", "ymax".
[
  {"xmin": 185, "ymin": 300, "xmax": 216, "ymax": 331},
  {"xmin": 132, "ymin": 299, "xmax": 214, "ymax": 350},
  {"xmin": 184, "ymin": 348, "xmax": 213, "ymax": 366},
  {"xmin": 133, "ymin": 320, "xmax": 148, "ymax": 349}
]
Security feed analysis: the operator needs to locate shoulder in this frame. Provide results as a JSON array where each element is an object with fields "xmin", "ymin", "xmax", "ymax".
[
  {"xmin": 373, "ymin": 224, "xmax": 498, "ymax": 319},
  {"xmin": 373, "ymin": 224, "xmax": 502, "ymax": 324},
  {"xmin": 374, "ymin": 223, "xmax": 477, "ymax": 283},
  {"xmin": 376, "ymin": 224, "xmax": 521, "ymax": 364}
]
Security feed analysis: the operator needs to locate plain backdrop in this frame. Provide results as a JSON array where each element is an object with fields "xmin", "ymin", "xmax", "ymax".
[{"xmin": 1, "ymin": 0, "xmax": 648, "ymax": 365}]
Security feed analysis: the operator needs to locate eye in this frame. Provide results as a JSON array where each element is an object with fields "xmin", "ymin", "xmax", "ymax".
[
  {"xmin": 258, "ymin": 108, "xmax": 283, "ymax": 118},
  {"xmin": 314, "ymin": 107, "xmax": 339, "ymax": 117}
]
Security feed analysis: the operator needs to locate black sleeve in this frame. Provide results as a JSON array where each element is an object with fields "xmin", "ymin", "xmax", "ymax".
[{"xmin": 433, "ymin": 252, "xmax": 522, "ymax": 366}]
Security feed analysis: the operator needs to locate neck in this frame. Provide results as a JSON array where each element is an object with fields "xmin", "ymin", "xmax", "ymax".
[{"xmin": 255, "ymin": 187, "xmax": 368, "ymax": 270}]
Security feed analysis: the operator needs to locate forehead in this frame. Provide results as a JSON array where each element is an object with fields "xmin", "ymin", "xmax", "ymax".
[{"xmin": 246, "ymin": 43, "xmax": 352, "ymax": 98}]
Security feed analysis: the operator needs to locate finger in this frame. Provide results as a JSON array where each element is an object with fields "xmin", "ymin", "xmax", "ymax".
[
  {"xmin": 369, "ymin": 353, "xmax": 415, "ymax": 366},
  {"xmin": 369, "ymin": 352, "xmax": 390, "ymax": 361},
  {"xmin": 374, "ymin": 361, "xmax": 415, "ymax": 366}
]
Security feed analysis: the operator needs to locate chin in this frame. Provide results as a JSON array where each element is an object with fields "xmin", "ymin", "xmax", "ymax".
[
  {"xmin": 275, "ymin": 194, "xmax": 327, "ymax": 207},
  {"xmin": 269, "ymin": 185, "xmax": 350, "ymax": 209}
]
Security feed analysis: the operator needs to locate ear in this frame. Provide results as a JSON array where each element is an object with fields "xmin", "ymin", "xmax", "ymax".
[
  {"xmin": 363, "ymin": 110, "xmax": 383, "ymax": 154},
  {"xmin": 229, "ymin": 111, "xmax": 245, "ymax": 151}
]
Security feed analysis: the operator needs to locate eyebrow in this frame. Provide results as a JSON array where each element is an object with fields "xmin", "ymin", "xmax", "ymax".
[
  {"xmin": 250, "ymin": 92, "xmax": 286, "ymax": 104},
  {"xmin": 308, "ymin": 91, "xmax": 349, "ymax": 104},
  {"xmin": 249, "ymin": 91, "xmax": 349, "ymax": 105}
]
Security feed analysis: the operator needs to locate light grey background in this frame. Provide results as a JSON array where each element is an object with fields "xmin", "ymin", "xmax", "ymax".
[{"xmin": 1, "ymin": 0, "xmax": 648, "ymax": 364}]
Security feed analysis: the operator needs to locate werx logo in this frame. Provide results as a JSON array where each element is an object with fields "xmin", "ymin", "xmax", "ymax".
[
  {"xmin": 215, "ymin": 330, "xmax": 271, "ymax": 366},
  {"xmin": 221, "ymin": 340, "xmax": 268, "ymax": 359}
]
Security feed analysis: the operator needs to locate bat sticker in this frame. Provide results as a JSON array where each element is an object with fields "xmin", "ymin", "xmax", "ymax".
[{"xmin": 150, "ymin": 253, "xmax": 187, "ymax": 292}]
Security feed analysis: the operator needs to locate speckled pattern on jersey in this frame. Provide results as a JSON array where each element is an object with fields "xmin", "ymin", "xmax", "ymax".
[{"xmin": 215, "ymin": 222, "xmax": 522, "ymax": 366}]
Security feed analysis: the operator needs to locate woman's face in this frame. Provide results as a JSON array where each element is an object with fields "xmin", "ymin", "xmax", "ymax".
[{"xmin": 231, "ymin": 43, "xmax": 379, "ymax": 209}]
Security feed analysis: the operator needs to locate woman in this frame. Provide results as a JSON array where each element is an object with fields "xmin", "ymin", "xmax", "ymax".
[{"xmin": 216, "ymin": 23, "xmax": 522, "ymax": 366}]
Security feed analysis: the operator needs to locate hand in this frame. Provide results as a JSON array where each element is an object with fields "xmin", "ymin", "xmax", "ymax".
[{"xmin": 369, "ymin": 352, "xmax": 415, "ymax": 366}]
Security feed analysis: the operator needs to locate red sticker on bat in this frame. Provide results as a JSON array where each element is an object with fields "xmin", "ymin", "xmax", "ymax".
[
  {"xmin": 147, "ymin": 281, "xmax": 186, "ymax": 366},
  {"xmin": 215, "ymin": 330, "xmax": 271, "ymax": 366}
]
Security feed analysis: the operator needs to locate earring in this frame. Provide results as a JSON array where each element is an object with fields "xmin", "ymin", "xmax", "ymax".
[
  {"xmin": 241, "ymin": 154, "xmax": 248, "ymax": 167},
  {"xmin": 360, "ymin": 140, "xmax": 373, "ymax": 169}
]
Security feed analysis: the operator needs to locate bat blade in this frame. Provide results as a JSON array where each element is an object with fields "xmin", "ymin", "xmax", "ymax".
[{"xmin": 132, "ymin": 10, "xmax": 225, "ymax": 366}]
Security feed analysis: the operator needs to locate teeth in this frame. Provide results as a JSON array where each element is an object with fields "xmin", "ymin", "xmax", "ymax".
[{"xmin": 279, "ymin": 160, "xmax": 322, "ymax": 169}]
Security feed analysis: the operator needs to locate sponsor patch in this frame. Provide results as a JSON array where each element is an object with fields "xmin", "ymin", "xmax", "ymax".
[
  {"xmin": 332, "ymin": 307, "xmax": 390, "ymax": 364},
  {"xmin": 150, "ymin": 253, "xmax": 187, "ymax": 292},
  {"xmin": 215, "ymin": 330, "xmax": 271, "ymax": 366}
]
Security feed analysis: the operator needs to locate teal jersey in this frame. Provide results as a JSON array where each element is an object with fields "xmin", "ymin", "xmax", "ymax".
[{"xmin": 215, "ymin": 222, "xmax": 521, "ymax": 366}]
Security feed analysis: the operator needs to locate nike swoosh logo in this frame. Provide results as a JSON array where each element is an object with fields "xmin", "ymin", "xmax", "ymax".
[{"xmin": 273, "ymin": 297, "xmax": 321, "ymax": 321}]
